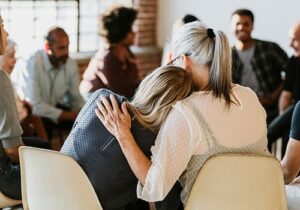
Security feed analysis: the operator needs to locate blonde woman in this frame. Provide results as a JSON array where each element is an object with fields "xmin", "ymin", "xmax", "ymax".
[
  {"xmin": 61, "ymin": 65, "xmax": 194, "ymax": 210},
  {"xmin": 97, "ymin": 21, "xmax": 269, "ymax": 206}
]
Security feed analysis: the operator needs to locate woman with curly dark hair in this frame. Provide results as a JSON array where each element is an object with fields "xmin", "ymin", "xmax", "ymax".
[{"xmin": 80, "ymin": 6, "xmax": 139, "ymax": 101}]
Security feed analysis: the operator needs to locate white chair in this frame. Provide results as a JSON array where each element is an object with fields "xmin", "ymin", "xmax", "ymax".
[
  {"xmin": 185, "ymin": 154, "xmax": 288, "ymax": 210},
  {"xmin": 19, "ymin": 146, "xmax": 103, "ymax": 210},
  {"xmin": 0, "ymin": 191, "xmax": 22, "ymax": 209}
]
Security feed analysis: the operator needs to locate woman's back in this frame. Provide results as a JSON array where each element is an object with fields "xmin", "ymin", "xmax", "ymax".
[
  {"xmin": 185, "ymin": 85, "xmax": 267, "ymax": 149},
  {"xmin": 179, "ymin": 85, "xmax": 269, "ymax": 202},
  {"xmin": 140, "ymin": 85, "xmax": 269, "ymax": 204}
]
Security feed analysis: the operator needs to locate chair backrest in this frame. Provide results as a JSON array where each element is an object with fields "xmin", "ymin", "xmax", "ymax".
[
  {"xmin": 0, "ymin": 191, "xmax": 22, "ymax": 208},
  {"xmin": 185, "ymin": 154, "xmax": 287, "ymax": 210},
  {"xmin": 19, "ymin": 146, "xmax": 103, "ymax": 210}
]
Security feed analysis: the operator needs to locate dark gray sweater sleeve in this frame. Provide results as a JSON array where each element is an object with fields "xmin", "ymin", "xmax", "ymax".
[{"xmin": 0, "ymin": 70, "xmax": 23, "ymax": 148}]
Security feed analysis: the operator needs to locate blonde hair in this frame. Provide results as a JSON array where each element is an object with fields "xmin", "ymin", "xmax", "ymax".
[
  {"xmin": 128, "ymin": 65, "xmax": 194, "ymax": 132},
  {"xmin": 171, "ymin": 21, "xmax": 233, "ymax": 106}
]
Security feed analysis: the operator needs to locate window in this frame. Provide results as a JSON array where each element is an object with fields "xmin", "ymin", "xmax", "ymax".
[{"xmin": 0, "ymin": 0, "xmax": 133, "ymax": 58}]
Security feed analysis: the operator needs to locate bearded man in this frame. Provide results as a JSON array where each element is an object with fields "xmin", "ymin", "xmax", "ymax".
[{"xmin": 19, "ymin": 27, "xmax": 84, "ymax": 139}]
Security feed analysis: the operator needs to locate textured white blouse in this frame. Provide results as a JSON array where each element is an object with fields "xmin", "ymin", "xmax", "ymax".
[{"xmin": 137, "ymin": 85, "xmax": 269, "ymax": 204}]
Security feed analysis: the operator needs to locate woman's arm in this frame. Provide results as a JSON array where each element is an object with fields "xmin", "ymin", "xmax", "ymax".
[
  {"xmin": 281, "ymin": 138, "xmax": 300, "ymax": 184},
  {"xmin": 96, "ymin": 94, "xmax": 196, "ymax": 201},
  {"xmin": 95, "ymin": 94, "xmax": 151, "ymax": 184},
  {"xmin": 282, "ymin": 101, "xmax": 300, "ymax": 184}
]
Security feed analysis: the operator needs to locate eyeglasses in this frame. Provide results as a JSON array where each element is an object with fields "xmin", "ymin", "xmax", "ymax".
[{"xmin": 166, "ymin": 52, "xmax": 191, "ymax": 66}]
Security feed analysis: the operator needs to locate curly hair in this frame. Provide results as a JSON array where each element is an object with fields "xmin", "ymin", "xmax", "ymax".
[{"xmin": 99, "ymin": 6, "xmax": 137, "ymax": 44}]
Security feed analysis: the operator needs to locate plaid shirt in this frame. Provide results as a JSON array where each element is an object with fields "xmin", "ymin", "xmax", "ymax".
[{"xmin": 232, "ymin": 39, "xmax": 288, "ymax": 96}]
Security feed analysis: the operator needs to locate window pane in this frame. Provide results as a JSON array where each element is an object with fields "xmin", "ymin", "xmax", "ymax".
[
  {"xmin": 79, "ymin": 0, "xmax": 100, "ymax": 52},
  {"xmin": 80, "ymin": 0, "xmax": 100, "ymax": 16},
  {"xmin": 1, "ymin": 0, "xmax": 134, "ymax": 55},
  {"xmin": 69, "ymin": 35, "xmax": 77, "ymax": 53},
  {"xmin": 80, "ymin": 16, "xmax": 98, "ymax": 40},
  {"xmin": 79, "ymin": 33, "xmax": 100, "ymax": 52},
  {"xmin": 1, "ymin": 0, "xmax": 78, "ymax": 58},
  {"xmin": 79, "ymin": 0, "xmax": 134, "ymax": 52}
]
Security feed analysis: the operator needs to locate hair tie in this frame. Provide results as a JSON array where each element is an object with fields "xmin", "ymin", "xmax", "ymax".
[{"xmin": 207, "ymin": 28, "xmax": 216, "ymax": 39}]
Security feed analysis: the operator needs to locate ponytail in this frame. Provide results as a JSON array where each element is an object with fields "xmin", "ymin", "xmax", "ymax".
[
  {"xmin": 171, "ymin": 21, "xmax": 233, "ymax": 106},
  {"xmin": 209, "ymin": 30, "xmax": 232, "ymax": 106}
]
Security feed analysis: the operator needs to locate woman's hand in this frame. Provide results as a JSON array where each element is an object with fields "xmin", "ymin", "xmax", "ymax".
[
  {"xmin": 95, "ymin": 94, "xmax": 131, "ymax": 140},
  {"xmin": 96, "ymin": 94, "xmax": 151, "ymax": 184}
]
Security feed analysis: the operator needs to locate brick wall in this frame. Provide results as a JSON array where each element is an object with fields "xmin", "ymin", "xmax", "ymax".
[
  {"xmin": 133, "ymin": 0, "xmax": 162, "ymax": 78},
  {"xmin": 134, "ymin": 0, "xmax": 157, "ymax": 46},
  {"xmin": 133, "ymin": 46, "xmax": 162, "ymax": 79}
]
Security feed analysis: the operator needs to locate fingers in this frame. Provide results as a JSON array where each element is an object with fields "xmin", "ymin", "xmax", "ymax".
[
  {"xmin": 100, "ymin": 95, "xmax": 113, "ymax": 114},
  {"xmin": 110, "ymin": 94, "xmax": 121, "ymax": 115},
  {"xmin": 95, "ymin": 106, "xmax": 104, "ymax": 122},
  {"xmin": 97, "ymin": 94, "xmax": 127, "ymax": 123},
  {"xmin": 95, "ymin": 95, "xmax": 132, "ymax": 137},
  {"xmin": 121, "ymin": 102, "xmax": 130, "ymax": 118},
  {"xmin": 97, "ymin": 100, "xmax": 107, "ymax": 116},
  {"xmin": 95, "ymin": 102, "xmax": 114, "ymax": 129},
  {"xmin": 96, "ymin": 101, "xmax": 109, "ymax": 123},
  {"xmin": 96, "ymin": 95, "xmax": 121, "ymax": 122}
]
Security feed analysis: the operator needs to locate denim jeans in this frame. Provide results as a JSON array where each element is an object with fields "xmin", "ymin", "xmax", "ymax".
[{"xmin": 0, "ymin": 156, "xmax": 21, "ymax": 200}]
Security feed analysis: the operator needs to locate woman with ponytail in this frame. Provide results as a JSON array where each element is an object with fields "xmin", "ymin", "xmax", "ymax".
[{"xmin": 96, "ymin": 21, "xmax": 269, "ymax": 206}]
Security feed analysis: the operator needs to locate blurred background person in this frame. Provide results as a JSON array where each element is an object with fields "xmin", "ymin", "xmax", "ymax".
[
  {"xmin": 281, "ymin": 100, "xmax": 300, "ymax": 210},
  {"xmin": 0, "ymin": 16, "xmax": 23, "ymax": 200},
  {"xmin": 0, "ymin": 15, "xmax": 49, "ymax": 201},
  {"xmin": 161, "ymin": 14, "xmax": 199, "ymax": 65},
  {"xmin": 0, "ymin": 39, "xmax": 49, "ymax": 142},
  {"xmin": 268, "ymin": 22, "xmax": 300, "ymax": 158},
  {"xmin": 79, "ymin": 6, "xmax": 140, "ymax": 101},
  {"xmin": 231, "ymin": 9, "xmax": 288, "ymax": 125},
  {"xmin": 17, "ymin": 27, "xmax": 84, "ymax": 140}
]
